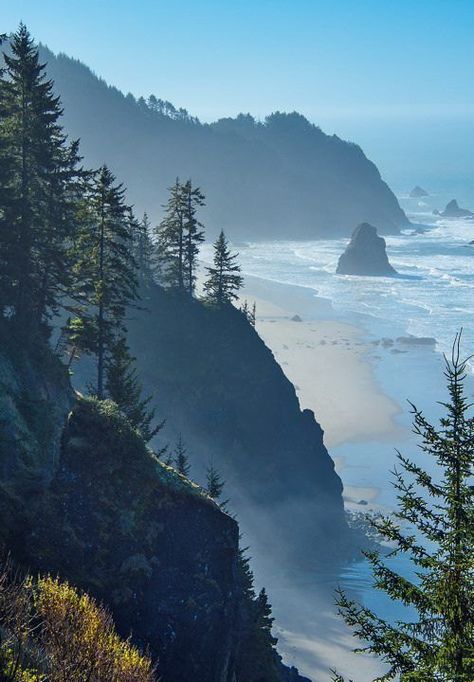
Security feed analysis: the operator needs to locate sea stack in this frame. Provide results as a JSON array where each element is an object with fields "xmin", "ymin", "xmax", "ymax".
[
  {"xmin": 336, "ymin": 223, "xmax": 397, "ymax": 276},
  {"xmin": 409, "ymin": 185, "xmax": 429, "ymax": 198},
  {"xmin": 440, "ymin": 199, "xmax": 473, "ymax": 218}
]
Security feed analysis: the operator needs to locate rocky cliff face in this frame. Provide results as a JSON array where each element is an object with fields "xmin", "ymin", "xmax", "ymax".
[
  {"xmin": 0, "ymin": 334, "xmax": 74, "ymax": 550},
  {"xmin": 29, "ymin": 398, "xmax": 240, "ymax": 682},
  {"xmin": 127, "ymin": 285, "xmax": 350, "ymax": 572},
  {"xmin": 336, "ymin": 223, "xmax": 397, "ymax": 276},
  {"xmin": 0, "ymin": 333, "xmax": 311, "ymax": 682},
  {"xmin": 36, "ymin": 46, "xmax": 409, "ymax": 239}
]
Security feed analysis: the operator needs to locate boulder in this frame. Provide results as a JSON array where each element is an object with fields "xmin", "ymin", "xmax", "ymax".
[{"xmin": 336, "ymin": 223, "xmax": 397, "ymax": 276}]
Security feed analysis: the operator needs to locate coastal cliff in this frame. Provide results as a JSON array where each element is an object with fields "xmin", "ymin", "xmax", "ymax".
[
  {"xmin": 127, "ymin": 285, "xmax": 350, "ymax": 570},
  {"xmin": 0, "ymin": 327, "xmax": 311, "ymax": 681},
  {"xmin": 37, "ymin": 46, "xmax": 408, "ymax": 239}
]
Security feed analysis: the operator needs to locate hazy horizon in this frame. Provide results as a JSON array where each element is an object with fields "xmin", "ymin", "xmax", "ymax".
[{"xmin": 4, "ymin": 0, "xmax": 474, "ymax": 200}]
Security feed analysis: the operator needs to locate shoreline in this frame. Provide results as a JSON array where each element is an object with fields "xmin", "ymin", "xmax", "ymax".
[
  {"xmin": 238, "ymin": 272, "xmax": 447, "ymax": 680},
  {"xmin": 240, "ymin": 272, "xmax": 450, "ymax": 512},
  {"xmin": 240, "ymin": 272, "xmax": 403, "ymax": 448}
]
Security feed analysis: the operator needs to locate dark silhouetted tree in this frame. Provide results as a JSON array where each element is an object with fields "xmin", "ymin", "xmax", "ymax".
[
  {"xmin": 0, "ymin": 25, "xmax": 82, "ymax": 337},
  {"xmin": 155, "ymin": 179, "xmax": 186, "ymax": 290},
  {"xmin": 206, "ymin": 462, "xmax": 225, "ymax": 500},
  {"xmin": 249, "ymin": 302, "xmax": 256, "ymax": 327},
  {"xmin": 105, "ymin": 336, "xmax": 161, "ymax": 443},
  {"xmin": 234, "ymin": 550, "xmax": 281, "ymax": 681},
  {"xmin": 334, "ymin": 334, "xmax": 474, "ymax": 682},
  {"xmin": 71, "ymin": 165, "xmax": 138, "ymax": 398},
  {"xmin": 174, "ymin": 434, "xmax": 190, "ymax": 477},
  {"xmin": 183, "ymin": 180, "xmax": 205, "ymax": 295},
  {"xmin": 155, "ymin": 179, "xmax": 205, "ymax": 294},
  {"xmin": 204, "ymin": 231, "xmax": 243, "ymax": 306},
  {"xmin": 132, "ymin": 212, "xmax": 156, "ymax": 288}
]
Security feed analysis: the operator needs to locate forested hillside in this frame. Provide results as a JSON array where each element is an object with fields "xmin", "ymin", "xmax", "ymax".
[
  {"xmin": 0, "ymin": 25, "xmax": 339, "ymax": 681},
  {"xmin": 36, "ymin": 45, "xmax": 409, "ymax": 240}
]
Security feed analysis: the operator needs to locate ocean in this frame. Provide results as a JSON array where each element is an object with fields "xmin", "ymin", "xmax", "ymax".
[
  {"xmin": 219, "ymin": 211, "xmax": 474, "ymax": 370},
  {"xmin": 202, "ymin": 200, "xmax": 473, "ymax": 677}
]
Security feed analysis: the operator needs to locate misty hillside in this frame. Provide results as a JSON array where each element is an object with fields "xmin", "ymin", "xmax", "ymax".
[{"xmin": 38, "ymin": 45, "xmax": 408, "ymax": 240}]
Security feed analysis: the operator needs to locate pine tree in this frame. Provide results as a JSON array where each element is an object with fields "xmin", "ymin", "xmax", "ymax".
[
  {"xmin": 155, "ymin": 179, "xmax": 205, "ymax": 294},
  {"xmin": 132, "ymin": 212, "xmax": 156, "ymax": 288},
  {"xmin": 182, "ymin": 180, "xmax": 205, "ymax": 295},
  {"xmin": 240, "ymin": 300, "xmax": 249, "ymax": 317},
  {"xmin": 249, "ymin": 302, "xmax": 256, "ymax": 327},
  {"xmin": 105, "ymin": 336, "xmax": 161, "ymax": 442},
  {"xmin": 334, "ymin": 334, "xmax": 474, "ymax": 682},
  {"xmin": 0, "ymin": 25, "xmax": 82, "ymax": 337},
  {"xmin": 203, "ymin": 231, "xmax": 243, "ymax": 306},
  {"xmin": 155, "ymin": 179, "xmax": 186, "ymax": 290},
  {"xmin": 234, "ymin": 549, "xmax": 281, "ymax": 681},
  {"xmin": 255, "ymin": 588, "xmax": 278, "ymax": 649},
  {"xmin": 71, "ymin": 165, "xmax": 138, "ymax": 398},
  {"xmin": 174, "ymin": 434, "xmax": 190, "ymax": 477},
  {"xmin": 206, "ymin": 462, "xmax": 225, "ymax": 499}
]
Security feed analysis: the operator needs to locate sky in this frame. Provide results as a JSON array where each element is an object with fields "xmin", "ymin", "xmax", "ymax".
[{"xmin": 3, "ymin": 0, "xmax": 474, "ymax": 194}]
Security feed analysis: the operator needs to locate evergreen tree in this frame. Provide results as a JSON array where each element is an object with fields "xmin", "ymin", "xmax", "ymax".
[
  {"xmin": 255, "ymin": 588, "xmax": 278, "ymax": 649},
  {"xmin": 240, "ymin": 300, "xmax": 249, "ymax": 317},
  {"xmin": 334, "ymin": 334, "xmax": 474, "ymax": 682},
  {"xmin": 204, "ymin": 231, "xmax": 243, "ymax": 306},
  {"xmin": 206, "ymin": 461, "xmax": 225, "ymax": 499},
  {"xmin": 155, "ymin": 179, "xmax": 205, "ymax": 294},
  {"xmin": 174, "ymin": 434, "xmax": 190, "ymax": 477},
  {"xmin": 0, "ymin": 25, "xmax": 82, "ymax": 337},
  {"xmin": 249, "ymin": 302, "xmax": 256, "ymax": 327},
  {"xmin": 182, "ymin": 180, "xmax": 205, "ymax": 295},
  {"xmin": 155, "ymin": 179, "xmax": 186, "ymax": 290},
  {"xmin": 132, "ymin": 212, "xmax": 156, "ymax": 288},
  {"xmin": 234, "ymin": 549, "xmax": 281, "ymax": 681},
  {"xmin": 71, "ymin": 165, "xmax": 138, "ymax": 398},
  {"xmin": 105, "ymin": 335, "xmax": 161, "ymax": 443}
]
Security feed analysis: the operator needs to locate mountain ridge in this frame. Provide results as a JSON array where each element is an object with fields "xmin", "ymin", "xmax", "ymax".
[{"xmin": 35, "ymin": 44, "xmax": 409, "ymax": 240}]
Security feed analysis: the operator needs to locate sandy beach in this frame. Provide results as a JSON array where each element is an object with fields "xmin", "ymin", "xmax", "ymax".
[
  {"xmin": 238, "ymin": 275, "xmax": 406, "ymax": 681},
  {"xmin": 240, "ymin": 275, "xmax": 401, "ymax": 449}
]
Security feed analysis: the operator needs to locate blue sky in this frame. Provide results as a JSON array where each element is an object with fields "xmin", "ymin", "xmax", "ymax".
[
  {"xmin": 3, "ymin": 1, "xmax": 474, "ymax": 192},
  {"xmin": 3, "ymin": 0, "xmax": 474, "ymax": 122}
]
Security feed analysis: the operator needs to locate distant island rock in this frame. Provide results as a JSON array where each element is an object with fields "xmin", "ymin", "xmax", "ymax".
[
  {"xmin": 409, "ymin": 185, "xmax": 429, "ymax": 198},
  {"xmin": 439, "ymin": 199, "xmax": 474, "ymax": 218},
  {"xmin": 336, "ymin": 223, "xmax": 397, "ymax": 276}
]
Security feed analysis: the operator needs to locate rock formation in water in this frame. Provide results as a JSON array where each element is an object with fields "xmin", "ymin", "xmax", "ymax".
[
  {"xmin": 440, "ymin": 199, "xmax": 474, "ymax": 218},
  {"xmin": 409, "ymin": 185, "xmax": 429, "ymax": 198},
  {"xmin": 336, "ymin": 223, "xmax": 397, "ymax": 276}
]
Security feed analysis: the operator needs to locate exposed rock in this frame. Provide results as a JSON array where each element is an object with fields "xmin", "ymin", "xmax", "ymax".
[
  {"xmin": 409, "ymin": 185, "xmax": 429, "ymax": 198},
  {"xmin": 124, "ymin": 286, "xmax": 351, "ymax": 571},
  {"xmin": 29, "ymin": 398, "xmax": 240, "ymax": 682},
  {"xmin": 0, "ymin": 333, "xmax": 74, "ymax": 549},
  {"xmin": 396, "ymin": 336, "xmax": 436, "ymax": 348},
  {"xmin": 440, "ymin": 199, "xmax": 473, "ymax": 218},
  {"xmin": 336, "ymin": 223, "xmax": 397, "ymax": 276},
  {"xmin": 0, "ymin": 338, "xmax": 312, "ymax": 682},
  {"xmin": 291, "ymin": 314, "xmax": 303, "ymax": 322}
]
